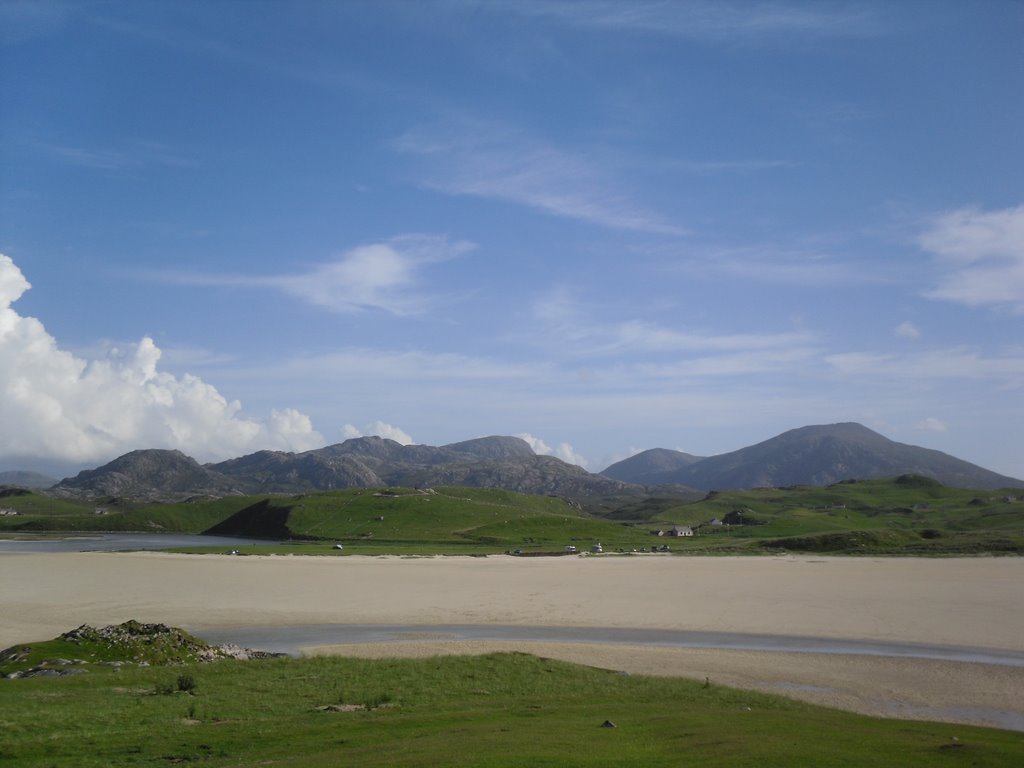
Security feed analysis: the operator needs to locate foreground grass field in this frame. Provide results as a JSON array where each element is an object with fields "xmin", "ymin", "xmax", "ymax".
[{"xmin": 2, "ymin": 651, "xmax": 1022, "ymax": 767}]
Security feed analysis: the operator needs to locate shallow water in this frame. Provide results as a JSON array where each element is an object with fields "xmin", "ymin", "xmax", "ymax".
[
  {"xmin": 196, "ymin": 622, "xmax": 1024, "ymax": 668},
  {"xmin": 0, "ymin": 533, "xmax": 276, "ymax": 553},
  {"xmin": 870, "ymin": 700, "xmax": 1024, "ymax": 733}
]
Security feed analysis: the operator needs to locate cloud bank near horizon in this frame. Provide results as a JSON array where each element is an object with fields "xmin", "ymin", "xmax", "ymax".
[
  {"xmin": 0, "ymin": 254, "xmax": 324, "ymax": 465},
  {"xmin": 517, "ymin": 433, "xmax": 589, "ymax": 468},
  {"xmin": 341, "ymin": 421, "xmax": 415, "ymax": 445}
]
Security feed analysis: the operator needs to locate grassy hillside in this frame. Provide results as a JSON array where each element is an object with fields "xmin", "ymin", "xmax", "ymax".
[
  {"xmin": 0, "ymin": 488, "xmax": 98, "ymax": 517},
  {"xmin": 205, "ymin": 487, "xmax": 652, "ymax": 555},
  {"xmin": 2, "ymin": 647, "xmax": 1021, "ymax": 766},
  {"xmin": 621, "ymin": 476, "xmax": 1024, "ymax": 554},
  {"xmin": 4, "ymin": 477, "xmax": 1023, "ymax": 555},
  {"xmin": 0, "ymin": 491, "xmax": 258, "ymax": 534},
  {"xmin": 0, "ymin": 487, "xmax": 653, "ymax": 555}
]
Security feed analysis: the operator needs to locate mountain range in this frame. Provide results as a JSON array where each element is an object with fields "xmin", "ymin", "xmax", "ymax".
[
  {"xmin": 50, "ymin": 435, "xmax": 633, "ymax": 501},
  {"xmin": 0, "ymin": 470, "xmax": 58, "ymax": 489},
  {"xmin": 601, "ymin": 423, "xmax": 1022, "ymax": 491},
  {"xmin": 33, "ymin": 423, "xmax": 1024, "ymax": 501}
]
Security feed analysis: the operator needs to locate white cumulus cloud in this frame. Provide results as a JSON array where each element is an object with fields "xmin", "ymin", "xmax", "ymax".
[
  {"xmin": 0, "ymin": 254, "xmax": 324, "ymax": 465},
  {"xmin": 341, "ymin": 421, "xmax": 414, "ymax": 445},
  {"xmin": 517, "ymin": 433, "xmax": 589, "ymax": 468}
]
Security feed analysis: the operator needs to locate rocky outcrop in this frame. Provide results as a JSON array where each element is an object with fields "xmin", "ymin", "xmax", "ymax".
[
  {"xmin": 1, "ymin": 620, "xmax": 284, "ymax": 679},
  {"xmin": 212, "ymin": 450, "xmax": 384, "ymax": 490},
  {"xmin": 441, "ymin": 436, "xmax": 536, "ymax": 460},
  {"xmin": 393, "ymin": 455, "xmax": 634, "ymax": 497},
  {"xmin": 55, "ymin": 437, "xmax": 642, "ymax": 500},
  {"xmin": 54, "ymin": 450, "xmax": 240, "ymax": 500}
]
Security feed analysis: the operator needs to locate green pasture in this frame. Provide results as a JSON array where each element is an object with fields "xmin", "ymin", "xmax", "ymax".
[
  {"xmin": 634, "ymin": 477, "xmax": 1024, "ymax": 554},
  {"xmin": 0, "ymin": 492, "xmax": 256, "ymax": 534},
  {"xmin": 3, "ymin": 477, "xmax": 1023, "ymax": 555},
  {"xmin": 2, "ymin": 652, "xmax": 1021, "ymax": 767}
]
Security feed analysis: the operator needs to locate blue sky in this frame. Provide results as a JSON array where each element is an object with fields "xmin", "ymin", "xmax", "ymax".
[{"xmin": 1, "ymin": 0, "xmax": 1022, "ymax": 479}]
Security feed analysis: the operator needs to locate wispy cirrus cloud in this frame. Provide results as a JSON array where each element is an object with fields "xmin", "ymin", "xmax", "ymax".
[
  {"xmin": 0, "ymin": 0, "xmax": 72, "ymax": 44},
  {"xmin": 670, "ymin": 158, "xmax": 799, "ymax": 174},
  {"xmin": 826, "ymin": 347, "xmax": 1024, "ymax": 386},
  {"xmin": 919, "ymin": 204, "xmax": 1024, "ymax": 313},
  {"xmin": 467, "ymin": 0, "xmax": 883, "ymax": 43},
  {"xmin": 155, "ymin": 235, "xmax": 474, "ymax": 316},
  {"xmin": 894, "ymin": 321, "xmax": 921, "ymax": 340},
  {"xmin": 530, "ymin": 287, "xmax": 818, "ymax": 359},
  {"xmin": 395, "ymin": 121, "xmax": 683, "ymax": 235},
  {"xmin": 665, "ymin": 244, "xmax": 887, "ymax": 286},
  {"xmin": 30, "ymin": 138, "xmax": 195, "ymax": 171},
  {"xmin": 915, "ymin": 417, "xmax": 947, "ymax": 433}
]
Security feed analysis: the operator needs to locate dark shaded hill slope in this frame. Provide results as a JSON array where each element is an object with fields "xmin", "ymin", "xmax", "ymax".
[{"xmin": 601, "ymin": 448, "xmax": 704, "ymax": 486}]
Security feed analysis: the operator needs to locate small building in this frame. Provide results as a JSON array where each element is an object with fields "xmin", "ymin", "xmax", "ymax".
[
  {"xmin": 669, "ymin": 525, "xmax": 694, "ymax": 537},
  {"xmin": 708, "ymin": 518, "xmax": 723, "ymax": 526}
]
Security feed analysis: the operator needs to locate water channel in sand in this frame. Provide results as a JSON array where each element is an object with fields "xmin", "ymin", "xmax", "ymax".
[
  {"xmin": 197, "ymin": 622, "xmax": 1024, "ymax": 667},
  {"xmin": 0, "ymin": 533, "xmax": 278, "ymax": 553}
]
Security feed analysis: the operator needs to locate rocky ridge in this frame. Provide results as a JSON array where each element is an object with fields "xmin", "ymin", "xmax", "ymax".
[
  {"xmin": 53, "ymin": 435, "xmax": 640, "ymax": 501},
  {"xmin": 45, "ymin": 423, "xmax": 1024, "ymax": 502}
]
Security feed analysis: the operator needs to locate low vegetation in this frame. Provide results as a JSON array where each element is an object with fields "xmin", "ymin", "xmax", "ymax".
[
  {"xmin": 604, "ymin": 476, "xmax": 1024, "ymax": 555},
  {"xmin": 2, "ymin": 476, "xmax": 1023, "ymax": 555},
  {"xmin": 2, "ymin": 628, "xmax": 1021, "ymax": 767}
]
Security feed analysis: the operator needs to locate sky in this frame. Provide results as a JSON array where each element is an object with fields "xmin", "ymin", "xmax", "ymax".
[{"xmin": 1, "ymin": 0, "xmax": 1023, "ymax": 480}]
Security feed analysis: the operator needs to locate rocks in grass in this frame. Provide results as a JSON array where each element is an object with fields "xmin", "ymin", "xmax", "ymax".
[{"xmin": 2, "ymin": 620, "xmax": 286, "ymax": 679}]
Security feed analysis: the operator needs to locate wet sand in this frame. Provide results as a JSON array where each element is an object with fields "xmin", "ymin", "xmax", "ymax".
[{"xmin": 2, "ymin": 551, "xmax": 1022, "ymax": 729}]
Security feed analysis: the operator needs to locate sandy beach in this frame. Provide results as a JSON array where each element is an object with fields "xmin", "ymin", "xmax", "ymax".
[{"xmin": 3, "ymin": 551, "xmax": 1023, "ymax": 729}]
